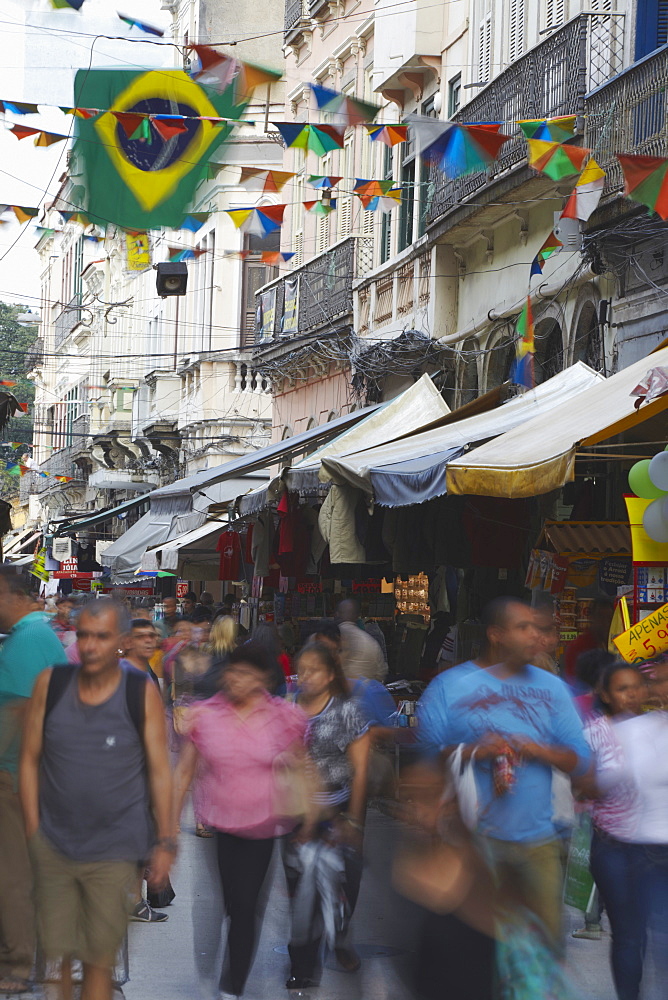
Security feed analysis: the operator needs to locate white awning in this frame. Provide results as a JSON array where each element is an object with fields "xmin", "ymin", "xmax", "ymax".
[
  {"xmin": 284, "ymin": 373, "xmax": 451, "ymax": 492},
  {"xmin": 320, "ymin": 362, "xmax": 603, "ymax": 504},
  {"xmin": 141, "ymin": 518, "xmax": 227, "ymax": 581},
  {"xmin": 446, "ymin": 346, "xmax": 668, "ymax": 498}
]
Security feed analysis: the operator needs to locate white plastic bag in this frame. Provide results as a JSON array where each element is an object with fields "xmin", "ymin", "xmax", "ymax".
[{"xmin": 449, "ymin": 743, "xmax": 479, "ymax": 831}]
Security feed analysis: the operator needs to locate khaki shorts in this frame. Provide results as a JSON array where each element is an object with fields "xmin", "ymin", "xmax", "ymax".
[{"xmin": 29, "ymin": 830, "xmax": 137, "ymax": 967}]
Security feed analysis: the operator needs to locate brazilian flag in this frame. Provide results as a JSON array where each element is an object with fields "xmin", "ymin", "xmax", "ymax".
[{"xmin": 73, "ymin": 69, "xmax": 246, "ymax": 230}]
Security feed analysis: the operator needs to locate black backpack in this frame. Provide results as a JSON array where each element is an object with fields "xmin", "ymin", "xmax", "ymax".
[{"xmin": 44, "ymin": 664, "xmax": 147, "ymax": 739}]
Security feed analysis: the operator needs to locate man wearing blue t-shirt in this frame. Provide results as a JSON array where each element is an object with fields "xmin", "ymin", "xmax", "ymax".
[{"xmin": 420, "ymin": 596, "xmax": 590, "ymax": 948}]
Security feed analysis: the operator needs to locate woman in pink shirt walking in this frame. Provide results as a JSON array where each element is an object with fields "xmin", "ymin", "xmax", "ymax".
[{"xmin": 173, "ymin": 643, "xmax": 307, "ymax": 1000}]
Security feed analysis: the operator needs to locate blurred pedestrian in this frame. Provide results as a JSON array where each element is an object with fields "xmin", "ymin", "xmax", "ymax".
[
  {"xmin": 252, "ymin": 621, "xmax": 288, "ymax": 695},
  {"xmin": 192, "ymin": 616, "xmax": 237, "ymax": 700},
  {"xmin": 595, "ymin": 659, "xmax": 668, "ymax": 999},
  {"xmin": 157, "ymin": 596, "xmax": 182, "ymax": 639},
  {"xmin": 336, "ymin": 599, "xmax": 387, "ymax": 682},
  {"xmin": 19, "ymin": 599, "xmax": 174, "ymax": 1000},
  {"xmin": 421, "ymin": 597, "xmax": 590, "ymax": 949},
  {"xmin": 564, "ymin": 597, "xmax": 614, "ymax": 685},
  {"xmin": 182, "ymin": 592, "xmax": 198, "ymax": 622},
  {"xmin": 125, "ymin": 619, "xmax": 161, "ymax": 687},
  {"xmin": 283, "ymin": 642, "xmax": 370, "ymax": 988},
  {"xmin": 172, "ymin": 643, "xmax": 306, "ymax": 1000},
  {"xmin": 49, "ymin": 597, "xmax": 76, "ymax": 649},
  {"xmin": 0, "ymin": 568, "xmax": 65, "ymax": 996}
]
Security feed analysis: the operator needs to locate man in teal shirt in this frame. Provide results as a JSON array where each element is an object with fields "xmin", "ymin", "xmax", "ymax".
[{"xmin": 0, "ymin": 567, "xmax": 64, "ymax": 994}]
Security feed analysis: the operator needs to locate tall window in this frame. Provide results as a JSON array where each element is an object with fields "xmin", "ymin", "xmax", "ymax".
[
  {"xmin": 195, "ymin": 230, "xmax": 216, "ymax": 352},
  {"xmin": 448, "ymin": 74, "xmax": 462, "ymax": 118},
  {"xmin": 240, "ymin": 231, "xmax": 279, "ymax": 348},
  {"xmin": 380, "ymin": 146, "xmax": 394, "ymax": 264},
  {"xmin": 544, "ymin": 0, "xmax": 565, "ymax": 30},
  {"xmin": 398, "ymin": 130, "xmax": 416, "ymax": 252},
  {"xmin": 635, "ymin": 0, "xmax": 668, "ymax": 59}
]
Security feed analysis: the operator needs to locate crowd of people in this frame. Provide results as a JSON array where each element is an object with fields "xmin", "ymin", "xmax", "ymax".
[{"xmin": 0, "ymin": 570, "xmax": 666, "ymax": 1000}]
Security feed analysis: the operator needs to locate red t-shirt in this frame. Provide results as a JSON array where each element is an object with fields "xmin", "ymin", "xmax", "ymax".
[{"xmin": 216, "ymin": 531, "xmax": 241, "ymax": 581}]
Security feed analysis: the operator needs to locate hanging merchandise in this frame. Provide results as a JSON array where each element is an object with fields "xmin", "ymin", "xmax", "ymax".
[
  {"xmin": 307, "ymin": 175, "xmax": 343, "ymax": 189},
  {"xmin": 274, "ymin": 122, "xmax": 346, "ymax": 156},
  {"xmin": 617, "ymin": 154, "xmax": 668, "ymax": 220},
  {"xmin": 510, "ymin": 297, "xmax": 535, "ymax": 389},
  {"xmin": 405, "ymin": 115, "xmax": 511, "ymax": 178},
  {"xmin": 364, "ymin": 123, "xmax": 408, "ymax": 147},
  {"xmin": 239, "ymin": 167, "xmax": 296, "ymax": 193},
  {"xmin": 225, "ymin": 204, "xmax": 286, "ymax": 235},
  {"xmin": 517, "ymin": 115, "xmax": 577, "ymax": 142},
  {"xmin": 526, "ymin": 139, "xmax": 590, "ymax": 180},
  {"xmin": 73, "ymin": 68, "xmax": 247, "ymax": 230},
  {"xmin": 310, "ymin": 83, "xmax": 380, "ymax": 125},
  {"xmin": 303, "ymin": 199, "xmax": 336, "ymax": 215},
  {"xmin": 530, "ymin": 231, "xmax": 563, "ymax": 277},
  {"xmin": 560, "ymin": 158, "xmax": 606, "ymax": 222}
]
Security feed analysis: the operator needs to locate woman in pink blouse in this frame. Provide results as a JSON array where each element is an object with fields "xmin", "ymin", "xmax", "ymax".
[{"xmin": 173, "ymin": 643, "xmax": 307, "ymax": 1000}]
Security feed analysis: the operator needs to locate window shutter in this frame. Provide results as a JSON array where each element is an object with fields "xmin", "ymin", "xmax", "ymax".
[
  {"xmin": 317, "ymin": 212, "xmax": 329, "ymax": 254},
  {"xmin": 479, "ymin": 15, "xmax": 492, "ymax": 83},
  {"xmin": 545, "ymin": 0, "xmax": 565, "ymax": 29},
  {"xmin": 659, "ymin": 0, "xmax": 668, "ymax": 46},
  {"xmin": 509, "ymin": 0, "xmax": 525, "ymax": 63}
]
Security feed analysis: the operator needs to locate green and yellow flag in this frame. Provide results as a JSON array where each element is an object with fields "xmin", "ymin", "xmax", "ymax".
[{"xmin": 73, "ymin": 69, "xmax": 246, "ymax": 230}]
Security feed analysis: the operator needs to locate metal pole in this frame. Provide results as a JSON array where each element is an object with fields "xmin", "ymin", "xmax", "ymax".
[{"xmin": 173, "ymin": 297, "xmax": 180, "ymax": 370}]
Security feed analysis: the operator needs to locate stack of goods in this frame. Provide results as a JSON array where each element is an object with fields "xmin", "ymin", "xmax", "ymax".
[
  {"xmin": 557, "ymin": 588, "xmax": 578, "ymax": 631},
  {"xmin": 576, "ymin": 597, "xmax": 594, "ymax": 633},
  {"xmin": 394, "ymin": 573, "xmax": 431, "ymax": 621}
]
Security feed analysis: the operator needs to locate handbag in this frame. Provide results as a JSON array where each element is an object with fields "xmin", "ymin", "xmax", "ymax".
[{"xmin": 449, "ymin": 744, "xmax": 479, "ymax": 831}]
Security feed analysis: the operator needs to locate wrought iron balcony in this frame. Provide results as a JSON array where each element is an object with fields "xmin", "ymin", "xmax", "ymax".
[
  {"xmin": 585, "ymin": 43, "xmax": 668, "ymax": 199},
  {"xmin": 254, "ymin": 235, "xmax": 374, "ymax": 346},
  {"xmin": 24, "ymin": 414, "xmax": 90, "ymax": 496},
  {"xmin": 427, "ymin": 13, "xmax": 624, "ymax": 227},
  {"xmin": 54, "ymin": 295, "xmax": 83, "ymax": 350},
  {"xmin": 285, "ymin": 0, "xmax": 306, "ymax": 36}
]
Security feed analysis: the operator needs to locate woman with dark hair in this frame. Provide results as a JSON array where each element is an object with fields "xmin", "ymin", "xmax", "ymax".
[
  {"xmin": 172, "ymin": 643, "xmax": 307, "ymax": 1000},
  {"xmin": 251, "ymin": 621, "xmax": 288, "ymax": 695},
  {"xmin": 583, "ymin": 661, "xmax": 646, "ymax": 998},
  {"xmin": 284, "ymin": 642, "xmax": 370, "ymax": 989}
]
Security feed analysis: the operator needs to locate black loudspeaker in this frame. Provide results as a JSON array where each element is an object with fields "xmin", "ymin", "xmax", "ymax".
[{"xmin": 155, "ymin": 261, "xmax": 188, "ymax": 297}]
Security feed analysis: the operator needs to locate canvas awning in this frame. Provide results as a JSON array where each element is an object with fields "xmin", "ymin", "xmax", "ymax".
[
  {"xmin": 446, "ymin": 346, "xmax": 668, "ymax": 498},
  {"xmin": 284, "ymin": 374, "xmax": 451, "ymax": 492},
  {"xmin": 321, "ymin": 362, "xmax": 603, "ymax": 505},
  {"xmin": 141, "ymin": 518, "xmax": 227, "ymax": 581},
  {"xmin": 100, "ymin": 475, "xmax": 267, "ymax": 582}
]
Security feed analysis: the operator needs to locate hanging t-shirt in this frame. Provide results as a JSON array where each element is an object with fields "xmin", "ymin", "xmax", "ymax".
[{"xmin": 216, "ymin": 531, "xmax": 241, "ymax": 581}]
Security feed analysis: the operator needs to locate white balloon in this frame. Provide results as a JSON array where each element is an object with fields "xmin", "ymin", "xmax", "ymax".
[
  {"xmin": 643, "ymin": 498, "xmax": 668, "ymax": 543},
  {"xmin": 649, "ymin": 450, "xmax": 668, "ymax": 491}
]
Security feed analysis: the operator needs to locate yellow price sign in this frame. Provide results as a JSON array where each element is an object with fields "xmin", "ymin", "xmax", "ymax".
[{"xmin": 613, "ymin": 602, "xmax": 668, "ymax": 663}]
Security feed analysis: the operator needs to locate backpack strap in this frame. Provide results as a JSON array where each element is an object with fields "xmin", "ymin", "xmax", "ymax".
[
  {"xmin": 44, "ymin": 665, "xmax": 77, "ymax": 727},
  {"xmin": 125, "ymin": 668, "xmax": 147, "ymax": 741}
]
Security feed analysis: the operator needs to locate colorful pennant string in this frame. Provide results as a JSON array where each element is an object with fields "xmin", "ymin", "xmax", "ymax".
[
  {"xmin": 526, "ymin": 139, "xmax": 590, "ymax": 180},
  {"xmin": 238, "ymin": 168, "xmax": 296, "ymax": 193},
  {"xmin": 50, "ymin": 0, "xmax": 85, "ymax": 8},
  {"xmin": 118, "ymin": 14, "xmax": 165, "ymax": 36},
  {"xmin": 530, "ymin": 231, "xmax": 563, "ymax": 277},
  {"xmin": 273, "ymin": 122, "xmax": 346, "ymax": 156},
  {"xmin": 225, "ymin": 205, "xmax": 286, "ymax": 235},
  {"xmin": 510, "ymin": 297, "xmax": 535, "ymax": 389},
  {"xmin": 307, "ymin": 175, "xmax": 342, "ymax": 189},
  {"xmin": 518, "ymin": 116, "xmax": 577, "ymax": 142},
  {"xmin": 365, "ymin": 189, "xmax": 402, "ymax": 212},
  {"xmin": 560, "ymin": 158, "xmax": 606, "ymax": 222},
  {"xmin": 180, "ymin": 213, "xmax": 210, "ymax": 232},
  {"xmin": 405, "ymin": 115, "xmax": 511, "ymax": 178},
  {"xmin": 617, "ymin": 154, "xmax": 668, "ymax": 220},
  {"xmin": 364, "ymin": 123, "xmax": 408, "ymax": 147},
  {"xmin": 166, "ymin": 246, "xmax": 209, "ymax": 262},
  {"xmin": 310, "ymin": 84, "xmax": 380, "ymax": 126},
  {"xmin": 303, "ymin": 199, "xmax": 337, "ymax": 215},
  {"xmin": 0, "ymin": 100, "xmax": 39, "ymax": 115}
]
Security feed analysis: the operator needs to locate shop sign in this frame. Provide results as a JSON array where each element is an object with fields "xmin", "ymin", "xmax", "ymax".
[
  {"xmin": 598, "ymin": 557, "xmax": 631, "ymax": 595},
  {"xmin": 297, "ymin": 581, "xmax": 322, "ymax": 594},
  {"xmin": 613, "ymin": 602, "xmax": 668, "ymax": 663},
  {"xmin": 352, "ymin": 579, "xmax": 382, "ymax": 593},
  {"xmin": 260, "ymin": 287, "xmax": 276, "ymax": 341},
  {"xmin": 176, "ymin": 581, "xmax": 188, "ymax": 598},
  {"xmin": 282, "ymin": 276, "xmax": 299, "ymax": 336},
  {"xmin": 59, "ymin": 557, "xmax": 78, "ymax": 574}
]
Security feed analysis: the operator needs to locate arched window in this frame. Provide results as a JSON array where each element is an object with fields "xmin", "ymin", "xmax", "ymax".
[
  {"xmin": 534, "ymin": 319, "xmax": 563, "ymax": 384},
  {"xmin": 459, "ymin": 340, "xmax": 479, "ymax": 405},
  {"xmin": 572, "ymin": 301, "xmax": 601, "ymax": 370}
]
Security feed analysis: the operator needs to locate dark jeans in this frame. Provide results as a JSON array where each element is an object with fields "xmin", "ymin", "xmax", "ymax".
[
  {"xmin": 415, "ymin": 910, "xmax": 495, "ymax": 1000},
  {"xmin": 591, "ymin": 830, "xmax": 668, "ymax": 1000},
  {"xmin": 215, "ymin": 832, "xmax": 274, "ymax": 997}
]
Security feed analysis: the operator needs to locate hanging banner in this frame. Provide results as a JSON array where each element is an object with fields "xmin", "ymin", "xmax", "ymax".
[
  {"xmin": 260, "ymin": 286, "xmax": 276, "ymax": 341},
  {"xmin": 282, "ymin": 276, "xmax": 299, "ymax": 336},
  {"xmin": 30, "ymin": 547, "xmax": 49, "ymax": 583},
  {"xmin": 124, "ymin": 231, "xmax": 151, "ymax": 271}
]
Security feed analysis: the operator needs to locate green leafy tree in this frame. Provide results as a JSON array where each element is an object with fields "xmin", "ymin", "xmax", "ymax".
[{"xmin": 0, "ymin": 302, "xmax": 39, "ymax": 499}]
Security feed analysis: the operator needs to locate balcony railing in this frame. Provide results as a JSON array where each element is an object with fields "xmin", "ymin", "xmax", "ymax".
[
  {"xmin": 22, "ymin": 414, "xmax": 90, "ymax": 497},
  {"xmin": 285, "ymin": 0, "xmax": 305, "ymax": 35},
  {"xmin": 254, "ymin": 235, "xmax": 374, "ymax": 343},
  {"xmin": 427, "ymin": 14, "xmax": 624, "ymax": 226},
  {"xmin": 54, "ymin": 295, "xmax": 83, "ymax": 350},
  {"xmin": 585, "ymin": 44, "xmax": 668, "ymax": 198}
]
